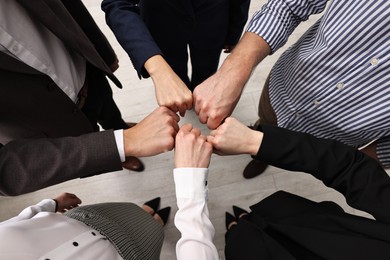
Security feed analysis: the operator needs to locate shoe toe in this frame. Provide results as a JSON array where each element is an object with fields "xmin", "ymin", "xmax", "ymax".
[
  {"xmin": 243, "ymin": 160, "xmax": 268, "ymax": 179},
  {"xmin": 122, "ymin": 156, "xmax": 145, "ymax": 172}
]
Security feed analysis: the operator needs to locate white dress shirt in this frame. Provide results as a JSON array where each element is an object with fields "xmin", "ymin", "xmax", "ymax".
[
  {"xmin": 0, "ymin": 199, "xmax": 123, "ymax": 260},
  {"xmin": 0, "ymin": 0, "xmax": 86, "ymax": 103},
  {"xmin": 174, "ymin": 168, "xmax": 219, "ymax": 260}
]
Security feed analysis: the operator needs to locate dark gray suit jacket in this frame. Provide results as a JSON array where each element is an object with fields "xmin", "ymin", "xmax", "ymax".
[{"xmin": 0, "ymin": 0, "xmax": 123, "ymax": 196}]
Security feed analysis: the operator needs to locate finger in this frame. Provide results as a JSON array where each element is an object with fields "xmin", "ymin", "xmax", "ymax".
[
  {"xmin": 191, "ymin": 127, "xmax": 201, "ymax": 137},
  {"xmin": 193, "ymin": 93, "xmax": 201, "ymax": 115},
  {"xmin": 186, "ymin": 95, "xmax": 193, "ymax": 110},
  {"xmin": 165, "ymin": 108, "xmax": 180, "ymax": 122},
  {"xmin": 198, "ymin": 111, "xmax": 208, "ymax": 124},
  {"xmin": 209, "ymin": 129, "xmax": 217, "ymax": 137},
  {"xmin": 172, "ymin": 121, "xmax": 180, "ymax": 133},
  {"xmin": 180, "ymin": 123, "xmax": 193, "ymax": 134},
  {"xmin": 207, "ymin": 117, "xmax": 222, "ymax": 130},
  {"xmin": 198, "ymin": 134, "xmax": 206, "ymax": 142},
  {"xmin": 206, "ymin": 135, "xmax": 215, "ymax": 144},
  {"xmin": 178, "ymin": 103, "xmax": 186, "ymax": 117}
]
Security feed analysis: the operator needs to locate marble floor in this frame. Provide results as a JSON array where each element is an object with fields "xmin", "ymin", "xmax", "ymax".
[{"xmin": 0, "ymin": 1, "xmax": 386, "ymax": 259}]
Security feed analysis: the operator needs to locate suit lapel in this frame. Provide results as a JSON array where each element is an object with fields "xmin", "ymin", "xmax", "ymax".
[{"xmin": 15, "ymin": 0, "xmax": 119, "ymax": 85}]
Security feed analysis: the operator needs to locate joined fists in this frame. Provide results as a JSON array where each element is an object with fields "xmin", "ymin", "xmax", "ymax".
[{"xmin": 174, "ymin": 123, "xmax": 213, "ymax": 168}]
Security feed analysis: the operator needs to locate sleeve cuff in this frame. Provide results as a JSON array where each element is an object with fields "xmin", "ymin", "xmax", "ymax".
[
  {"xmin": 37, "ymin": 199, "xmax": 57, "ymax": 213},
  {"xmin": 114, "ymin": 129, "xmax": 125, "ymax": 162},
  {"xmin": 174, "ymin": 168, "xmax": 208, "ymax": 199}
]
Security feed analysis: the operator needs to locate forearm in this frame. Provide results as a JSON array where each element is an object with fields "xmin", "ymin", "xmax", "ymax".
[
  {"xmin": 256, "ymin": 125, "xmax": 390, "ymax": 223},
  {"xmin": 101, "ymin": 0, "xmax": 162, "ymax": 78},
  {"xmin": 174, "ymin": 168, "xmax": 218, "ymax": 260},
  {"xmin": 220, "ymin": 32, "xmax": 271, "ymax": 91},
  {"xmin": 0, "ymin": 199, "xmax": 55, "ymax": 225},
  {"xmin": 0, "ymin": 131, "xmax": 122, "ymax": 196}
]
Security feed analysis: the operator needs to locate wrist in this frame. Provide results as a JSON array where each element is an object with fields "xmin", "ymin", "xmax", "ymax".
[
  {"xmin": 249, "ymin": 131, "xmax": 263, "ymax": 156},
  {"xmin": 144, "ymin": 55, "xmax": 170, "ymax": 78}
]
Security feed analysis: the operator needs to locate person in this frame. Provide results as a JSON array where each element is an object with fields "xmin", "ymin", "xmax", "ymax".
[
  {"xmin": 0, "ymin": 0, "xmax": 181, "ymax": 196},
  {"xmin": 208, "ymin": 117, "xmax": 390, "ymax": 259},
  {"xmin": 193, "ymin": 0, "xmax": 390, "ymax": 178},
  {"xmin": 173, "ymin": 118, "xmax": 390, "ymax": 259},
  {"xmin": 0, "ymin": 0, "xmax": 144, "ymax": 174},
  {"xmin": 101, "ymin": 0, "xmax": 193, "ymax": 117},
  {"xmin": 173, "ymin": 123, "xmax": 219, "ymax": 259},
  {"xmin": 0, "ymin": 105, "xmax": 179, "ymax": 196},
  {"xmin": 138, "ymin": 0, "xmax": 251, "ymax": 91},
  {"xmin": 0, "ymin": 192, "xmax": 171, "ymax": 259}
]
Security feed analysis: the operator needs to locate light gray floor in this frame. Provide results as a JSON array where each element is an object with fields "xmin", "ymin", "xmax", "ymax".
[{"xmin": 0, "ymin": 1, "xmax": 385, "ymax": 259}]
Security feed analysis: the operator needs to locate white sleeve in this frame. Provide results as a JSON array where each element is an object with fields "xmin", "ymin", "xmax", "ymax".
[
  {"xmin": 174, "ymin": 168, "xmax": 219, "ymax": 260},
  {"xmin": 0, "ymin": 199, "xmax": 56, "ymax": 226},
  {"xmin": 114, "ymin": 129, "xmax": 126, "ymax": 162}
]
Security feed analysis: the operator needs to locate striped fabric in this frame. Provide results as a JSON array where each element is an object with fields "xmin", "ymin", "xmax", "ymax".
[
  {"xmin": 65, "ymin": 203, "xmax": 164, "ymax": 260},
  {"xmin": 247, "ymin": 0, "xmax": 390, "ymax": 166}
]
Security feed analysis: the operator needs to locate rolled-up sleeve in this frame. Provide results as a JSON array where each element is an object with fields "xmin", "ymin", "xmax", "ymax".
[{"xmin": 247, "ymin": 0, "xmax": 327, "ymax": 53}]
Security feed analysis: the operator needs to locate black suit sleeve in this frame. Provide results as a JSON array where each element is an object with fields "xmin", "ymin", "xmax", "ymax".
[
  {"xmin": 255, "ymin": 125, "xmax": 390, "ymax": 223},
  {"xmin": 0, "ymin": 131, "xmax": 122, "ymax": 196}
]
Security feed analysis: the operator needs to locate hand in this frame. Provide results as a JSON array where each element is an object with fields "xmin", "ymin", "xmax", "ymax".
[
  {"xmin": 207, "ymin": 117, "xmax": 263, "ymax": 156},
  {"xmin": 193, "ymin": 68, "xmax": 243, "ymax": 130},
  {"xmin": 123, "ymin": 106, "xmax": 180, "ymax": 157},
  {"xmin": 109, "ymin": 56, "xmax": 119, "ymax": 72},
  {"xmin": 54, "ymin": 192, "xmax": 82, "ymax": 213},
  {"xmin": 145, "ymin": 55, "xmax": 193, "ymax": 117},
  {"xmin": 174, "ymin": 124, "xmax": 213, "ymax": 168},
  {"xmin": 194, "ymin": 32, "xmax": 272, "ymax": 130}
]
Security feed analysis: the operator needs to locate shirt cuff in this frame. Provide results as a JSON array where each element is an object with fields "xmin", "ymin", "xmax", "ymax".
[
  {"xmin": 37, "ymin": 199, "xmax": 57, "ymax": 213},
  {"xmin": 114, "ymin": 129, "xmax": 126, "ymax": 162},
  {"xmin": 174, "ymin": 168, "xmax": 208, "ymax": 200}
]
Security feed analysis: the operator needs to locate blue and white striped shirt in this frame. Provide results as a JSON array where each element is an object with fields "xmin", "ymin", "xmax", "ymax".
[{"xmin": 247, "ymin": 0, "xmax": 390, "ymax": 167}]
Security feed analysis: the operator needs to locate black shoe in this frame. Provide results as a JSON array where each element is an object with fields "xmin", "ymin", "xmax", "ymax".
[
  {"xmin": 233, "ymin": 205, "xmax": 248, "ymax": 219},
  {"xmin": 225, "ymin": 212, "xmax": 237, "ymax": 230},
  {"xmin": 122, "ymin": 156, "xmax": 145, "ymax": 172},
  {"xmin": 155, "ymin": 207, "xmax": 171, "ymax": 226},
  {"xmin": 144, "ymin": 197, "xmax": 160, "ymax": 213},
  {"xmin": 243, "ymin": 159, "xmax": 268, "ymax": 179}
]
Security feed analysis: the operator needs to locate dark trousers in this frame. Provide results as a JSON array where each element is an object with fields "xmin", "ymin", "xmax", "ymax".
[
  {"xmin": 255, "ymin": 76, "xmax": 277, "ymax": 127},
  {"xmin": 140, "ymin": 0, "xmax": 230, "ymax": 91},
  {"xmin": 81, "ymin": 65, "xmax": 128, "ymax": 131}
]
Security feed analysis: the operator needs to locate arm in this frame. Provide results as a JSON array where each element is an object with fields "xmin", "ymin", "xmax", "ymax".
[
  {"xmin": 247, "ymin": 0, "xmax": 328, "ymax": 53},
  {"xmin": 208, "ymin": 117, "xmax": 390, "ymax": 223},
  {"xmin": 101, "ymin": 0, "xmax": 192, "ymax": 116},
  {"xmin": 257, "ymin": 125, "xmax": 390, "ymax": 223},
  {"xmin": 173, "ymin": 124, "xmax": 218, "ymax": 260},
  {"xmin": 0, "ymin": 131, "xmax": 122, "ymax": 196},
  {"xmin": 194, "ymin": 32, "xmax": 271, "ymax": 129},
  {"xmin": 0, "ymin": 107, "xmax": 179, "ymax": 196},
  {"xmin": 193, "ymin": 0, "xmax": 328, "ymax": 129},
  {"xmin": 101, "ymin": 0, "xmax": 160, "ymax": 78},
  {"xmin": 0, "ymin": 193, "xmax": 81, "ymax": 225}
]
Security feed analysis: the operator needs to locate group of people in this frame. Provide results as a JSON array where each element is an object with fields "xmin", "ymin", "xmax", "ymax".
[{"xmin": 1, "ymin": 0, "xmax": 390, "ymax": 259}]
